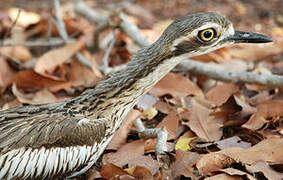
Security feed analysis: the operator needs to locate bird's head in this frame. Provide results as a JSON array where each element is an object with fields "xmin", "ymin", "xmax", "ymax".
[{"xmin": 159, "ymin": 12, "xmax": 272, "ymax": 57}]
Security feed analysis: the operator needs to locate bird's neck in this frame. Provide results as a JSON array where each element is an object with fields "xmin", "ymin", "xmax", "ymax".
[{"xmin": 78, "ymin": 42, "xmax": 188, "ymax": 119}]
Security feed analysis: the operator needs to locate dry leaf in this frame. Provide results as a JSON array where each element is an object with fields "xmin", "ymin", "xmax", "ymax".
[
  {"xmin": 131, "ymin": 165, "xmax": 153, "ymax": 180},
  {"xmin": 103, "ymin": 140, "xmax": 145, "ymax": 167},
  {"xmin": 107, "ymin": 109, "xmax": 141, "ymax": 150},
  {"xmin": 205, "ymin": 173, "xmax": 242, "ymax": 180},
  {"xmin": 246, "ymin": 161, "xmax": 283, "ymax": 180},
  {"xmin": 127, "ymin": 155, "xmax": 159, "ymax": 175},
  {"xmin": 216, "ymin": 136, "xmax": 251, "ymax": 150},
  {"xmin": 183, "ymin": 97, "xmax": 222, "ymax": 141},
  {"xmin": 9, "ymin": 69, "xmax": 71, "ymax": 92},
  {"xmin": 100, "ymin": 163, "xmax": 130, "ymax": 179},
  {"xmin": 9, "ymin": 8, "xmax": 40, "ymax": 27},
  {"xmin": 156, "ymin": 109, "xmax": 179, "ymax": 140},
  {"xmin": 229, "ymin": 43, "xmax": 283, "ymax": 61},
  {"xmin": 206, "ymin": 83, "xmax": 239, "ymax": 106},
  {"xmin": 244, "ymin": 100, "xmax": 283, "ymax": 130},
  {"xmin": 35, "ymin": 40, "xmax": 85, "ymax": 76},
  {"xmin": 197, "ymin": 138, "xmax": 283, "ymax": 174},
  {"xmin": 150, "ymin": 72, "xmax": 204, "ymax": 98},
  {"xmin": 0, "ymin": 46, "xmax": 32, "ymax": 62},
  {"xmin": 66, "ymin": 59, "xmax": 102, "ymax": 88},
  {"xmin": 0, "ymin": 58, "xmax": 15, "ymax": 88},
  {"xmin": 171, "ymin": 150, "xmax": 200, "ymax": 179},
  {"xmin": 175, "ymin": 137, "xmax": 195, "ymax": 151},
  {"xmin": 221, "ymin": 168, "xmax": 256, "ymax": 180},
  {"xmin": 12, "ymin": 84, "xmax": 59, "ymax": 104}
]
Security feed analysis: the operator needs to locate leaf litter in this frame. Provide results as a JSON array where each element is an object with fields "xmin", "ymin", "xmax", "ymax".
[{"xmin": 0, "ymin": 0, "xmax": 282, "ymax": 179}]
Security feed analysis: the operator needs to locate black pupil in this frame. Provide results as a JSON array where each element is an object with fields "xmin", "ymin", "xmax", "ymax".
[{"xmin": 204, "ymin": 30, "xmax": 212, "ymax": 38}]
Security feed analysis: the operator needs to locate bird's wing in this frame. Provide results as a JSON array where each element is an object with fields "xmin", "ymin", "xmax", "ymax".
[{"xmin": 0, "ymin": 102, "xmax": 107, "ymax": 153}]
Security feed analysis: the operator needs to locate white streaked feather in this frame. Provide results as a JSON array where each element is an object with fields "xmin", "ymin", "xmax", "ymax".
[{"xmin": 35, "ymin": 148, "xmax": 47, "ymax": 177}]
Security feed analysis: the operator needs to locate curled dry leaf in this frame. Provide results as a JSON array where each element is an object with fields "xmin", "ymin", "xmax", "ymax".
[
  {"xmin": 66, "ymin": 59, "xmax": 102, "ymax": 88},
  {"xmin": 205, "ymin": 83, "xmax": 239, "ymax": 106},
  {"xmin": 243, "ymin": 100, "xmax": 283, "ymax": 130},
  {"xmin": 246, "ymin": 161, "xmax": 283, "ymax": 180},
  {"xmin": 35, "ymin": 40, "xmax": 85, "ymax": 76},
  {"xmin": 130, "ymin": 166, "xmax": 153, "ymax": 180},
  {"xmin": 127, "ymin": 155, "xmax": 159, "ymax": 175},
  {"xmin": 171, "ymin": 150, "xmax": 200, "ymax": 179},
  {"xmin": 220, "ymin": 168, "xmax": 256, "ymax": 180},
  {"xmin": 228, "ymin": 43, "xmax": 283, "ymax": 61},
  {"xmin": 156, "ymin": 108, "xmax": 179, "ymax": 140},
  {"xmin": 103, "ymin": 140, "xmax": 145, "ymax": 167},
  {"xmin": 216, "ymin": 136, "xmax": 251, "ymax": 150},
  {"xmin": 12, "ymin": 84, "xmax": 60, "ymax": 104},
  {"xmin": 9, "ymin": 69, "xmax": 71, "ymax": 92},
  {"xmin": 205, "ymin": 173, "xmax": 242, "ymax": 180},
  {"xmin": 0, "ymin": 46, "xmax": 32, "ymax": 62},
  {"xmin": 197, "ymin": 138, "xmax": 283, "ymax": 174},
  {"xmin": 183, "ymin": 97, "xmax": 223, "ymax": 141},
  {"xmin": 107, "ymin": 109, "xmax": 141, "ymax": 150},
  {"xmin": 0, "ymin": 58, "xmax": 15, "ymax": 88},
  {"xmin": 150, "ymin": 72, "xmax": 204, "ymax": 98},
  {"xmin": 100, "ymin": 163, "xmax": 130, "ymax": 179}
]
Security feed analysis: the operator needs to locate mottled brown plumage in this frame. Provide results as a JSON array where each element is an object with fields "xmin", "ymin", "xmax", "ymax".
[{"xmin": 0, "ymin": 12, "xmax": 272, "ymax": 179}]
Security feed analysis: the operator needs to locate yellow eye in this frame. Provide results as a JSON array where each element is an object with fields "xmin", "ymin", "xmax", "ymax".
[{"xmin": 198, "ymin": 28, "xmax": 215, "ymax": 42}]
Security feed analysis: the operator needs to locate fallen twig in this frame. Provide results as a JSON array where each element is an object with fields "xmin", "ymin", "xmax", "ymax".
[
  {"xmin": 73, "ymin": 0, "xmax": 150, "ymax": 47},
  {"xmin": 134, "ymin": 118, "xmax": 168, "ymax": 155},
  {"xmin": 0, "ymin": 39, "xmax": 72, "ymax": 47},
  {"xmin": 177, "ymin": 60, "xmax": 283, "ymax": 87},
  {"xmin": 53, "ymin": 0, "xmax": 92, "ymax": 69}
]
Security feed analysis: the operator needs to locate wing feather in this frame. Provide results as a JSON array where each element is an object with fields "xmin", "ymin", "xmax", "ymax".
[{"xmin": 0, "ymin": 102, "xmax": 107, "ymax": 153}]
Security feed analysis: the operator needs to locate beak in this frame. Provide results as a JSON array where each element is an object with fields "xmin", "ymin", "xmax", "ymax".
[{"xmin": 227, "ymin": 31, "xmax": 273, "ymax": 43}]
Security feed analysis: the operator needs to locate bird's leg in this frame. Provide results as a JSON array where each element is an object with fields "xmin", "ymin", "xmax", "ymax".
[{"xmin": 134, "ymin": 118, "xmax": 168, "ymax": 155}]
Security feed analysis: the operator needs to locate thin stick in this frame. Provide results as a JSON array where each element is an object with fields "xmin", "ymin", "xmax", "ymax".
[{"xmin": 134, "ymin": 118, "xmax": 168, "ymax": 155}]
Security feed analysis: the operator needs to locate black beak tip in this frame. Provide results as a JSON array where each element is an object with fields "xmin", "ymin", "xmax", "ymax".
[{"xmin": 231, "ymin": 31, "xmax": 273, "ymax": 44}]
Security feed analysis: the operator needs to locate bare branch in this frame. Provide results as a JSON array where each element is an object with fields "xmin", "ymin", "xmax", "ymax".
[
  {"xmin": 134, "ymin": 118, "xmax": 168, "ymax": 155},
  {"xmin": 177, "ymin": 60, "xmax": 283, "ymax": 87},
  {"xmin": 53, "ymin": 0, "xmax": 92, "ymax": 69}
]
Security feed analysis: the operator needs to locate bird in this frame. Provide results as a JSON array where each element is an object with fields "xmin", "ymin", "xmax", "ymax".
[{"xmin": 0, "ymin": 12, "xmax": 272, "ymax": 179}]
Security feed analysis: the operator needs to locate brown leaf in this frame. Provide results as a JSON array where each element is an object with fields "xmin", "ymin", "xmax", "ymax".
[
  {"xmin": 100, "ymin": 163, "xmax": 130, "ymax": 179},
  {"xmin": 216, "ymin": 136, "xmax": 251, "ymax": 150},
  {"xmin": 197, "ymin": 153, "xmax": 235, "ymax": 174},
  {"xmin": 150, "ymin": 72, "xmax": 203, "ymax": 98},
  {"xmin": 35, "ymin": 40, "xmax": 85, "ymax": 76},
  {"xmin": 107, "ymin": 109, "xmax": 141, "ymax": 150},
  {"xmin": 128, "ymin": 155, "xmax": 159, "ymax": 175},
  {"xmin": 12, "ymin": 84, "xmax": 61, "ymax": 104},
  {"xmin": 9, "ymin": 69, "xmax": 71, "ymax": 92},
  {"xmin": 221, "ymin": 168, "xmax": 256, "ymax": 180},
  {"xmin": 132, "ymin": 165, "xmax": 154, "ymax": 180},
  {"xmin": 244, "ymin": 100, "xmax": 283, "ymax": 130},
  {"xmin": 0, "ymin": 46, "xmax": 32, "ymax": 62},
  {"xmin": 66, "ymin": 59, "xmax": 102, "ymax": 88},
  {"xmin": 205, "ymin": 173, "xmax": 242, "ymax": 180},
  {"xmin": 183, "ymin": 97, "xmax": 222, "ymax": 141},
  {"xmin": 103, "ymin": 140, "xmax": 145, "ymax": 167},
  {"xmin": 205, "ymin": 83, "xmax": 239, "ymax": 106},
  {"xmin": 156, "ymin": 108, "xmax": 179, "ymax": 140},
  {"xmin": 197, "ymin": 138, "xmax": 283, "ymax": 174},
  {"xmin": 0, "ymin": 58, "xmax": 15, "ymax": 88},
  {"xmin": 246, "ymin": 161, "xmax": 283, "ymax": 180},
  {"xmin": 171, "ymin": 150, "xmax": 200, "ymax": 179},
  {"xmin": 229, "ymin": 43, "xmax": 283, "ymax": 61}
]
